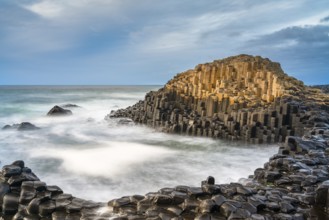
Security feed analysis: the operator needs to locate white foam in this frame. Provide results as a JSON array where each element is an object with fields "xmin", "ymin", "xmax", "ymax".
[
  {"xmin": 0, "ymin": 86, "xmax": 278, "ymax": 202},
  {"xmin": 29, "ymin": 142, "xmax": 175, "ymax": 178}
]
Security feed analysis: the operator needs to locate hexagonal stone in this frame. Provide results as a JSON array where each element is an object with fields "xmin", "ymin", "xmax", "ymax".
[{"xmin": 2, "ymin": 193, "xmax": 19, "ymax": 215}]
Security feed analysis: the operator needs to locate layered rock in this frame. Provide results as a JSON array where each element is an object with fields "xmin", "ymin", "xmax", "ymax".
[{"xmin": 109, "ymin": 55, "xmax": 329, "ymax": 143}]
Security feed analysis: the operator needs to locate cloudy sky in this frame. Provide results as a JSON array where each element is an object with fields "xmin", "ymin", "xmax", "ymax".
[{"xmin": 1, "ymin": 0, "xmax": 329, "ymax": 85}]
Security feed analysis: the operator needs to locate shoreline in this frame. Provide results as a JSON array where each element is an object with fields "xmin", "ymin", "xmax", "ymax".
[{"xmin": 1, "ymin": 110, "xmax": 329, "ymax": 219}]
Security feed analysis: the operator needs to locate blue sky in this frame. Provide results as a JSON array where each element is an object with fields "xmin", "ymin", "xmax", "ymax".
[{"xmin": 1, "ymin": 0, "xmax": 329, "ymax": 85}]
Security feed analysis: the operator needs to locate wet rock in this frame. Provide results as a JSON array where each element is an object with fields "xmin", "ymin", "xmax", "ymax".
[
  {"xmin": 0, "ymin": 182, "xmax": 10, "ymax": 206},
  {"xmin": 2, "ymin": 165, "xmax": 22, "ymax": 177},
  {"xmin": 280, "ymin": 201, "xmax": 296, "ymax": 213},
  {"xmin": 315, "ymin": 180, "xmax": 329, "ymax": 206},
  {"xmin": 199, "ymin": 199, "xmax": 217, "ymax": 213},
  {"xmin": 228, "ymin": 208, "xmax": 251, "ymax": 219},
  {"xmin": 2, "ymin": 122, "xmax": 40, "ymax": 131},
  {"xmin": 153, "ymin": 194, "xmax": 172, "ymax": 205},
  {"xmin": 47, "ymin": 105, "xmax": 72, "ymax": 116},
  {"xmin": 2, "ymin": 193, "xmax": 19, "ymax": 214},
  {"xmin": 27, "ymin": 198, "xmax": 41, "ymax": 215},
  {"xmin": 212, "ymin": 195, "xmax": 226, "ymax": 206},
  {"xmin": 220, "ymin": 202, "xmax": 237, "ymax": 217},
  {"xmin": 39, "ymin": 200, "xmax": 56, "ymax": 216},
  {"xmin": 118, "ymin": 118, "xmax": 134, "ymax": 125},
  {"xmin": 182, "ymin": 198, "xmax": 200, "ymax": 211},
  {"xmin": 109, "ymin": 197, "xmax": 131, "ymax": 208}
]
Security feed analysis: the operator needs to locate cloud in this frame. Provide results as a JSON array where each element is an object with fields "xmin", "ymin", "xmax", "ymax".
[
  {"xmin": 321, "ymin": 15, "xmax": 329, "ymax": 23},
  {"xmin": 1, "ymin": 0, "xmax": 329, "ymax": 84},
  {"xmin": 242, "ymin": 23, "xmax": 329, "ymax": 84}
]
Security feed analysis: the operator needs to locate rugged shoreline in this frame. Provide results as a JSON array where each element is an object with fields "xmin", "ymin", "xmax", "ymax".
[
  {"xmin": 1, "ymin": 112, "xmax": 329, "ymax": 219},
  {"xmin": 1, "ymin": 55, "xmax": 329, "ymax": 219}
]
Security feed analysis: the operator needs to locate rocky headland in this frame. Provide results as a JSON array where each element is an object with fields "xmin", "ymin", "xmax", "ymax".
[
  {"xmin": 1, "ymin": 54, "xmax": 329, "ymax": 219},
  {"xmin": 109, "ymin": 55, "xmax": 329, "ymax": 144}
]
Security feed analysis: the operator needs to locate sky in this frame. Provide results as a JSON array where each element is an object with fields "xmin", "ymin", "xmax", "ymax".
[{"xmin": 0, "ymin": 0, "xmax": 329, "ymax": 85}]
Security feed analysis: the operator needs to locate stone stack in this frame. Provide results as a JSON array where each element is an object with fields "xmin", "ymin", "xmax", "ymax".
[
  {"xmin": 109, "ymin": 55, "xmax": 329, "ymax": 143},
  {"xmin": 0, "ymin": 162, "xmax": 106, "ymax": 219}
]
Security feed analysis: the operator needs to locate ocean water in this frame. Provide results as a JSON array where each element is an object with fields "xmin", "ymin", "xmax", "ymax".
[{"xmin": 0, "ymin": 85, "xmax": 278, "ymax": 202}]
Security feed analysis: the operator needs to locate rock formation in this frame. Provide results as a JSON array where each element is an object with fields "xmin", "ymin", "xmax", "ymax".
[
  {"xmin": 1, "ymin": 114, "xmax": 329, "ymax": 219},
  {"xmin": 47, "ymin": 105, "xmax": 72, "ymax": 116},
  {"xmin": 311, "ymin": 85, "xmax": 329, "ymax": 94},
  {"xmin": 109, "ymin": 55, "xmax": 329, "ymax": 143},
  {"xmin": 2, "ymin": 122, "xmax": 40, "ymax": 131},
  {"xmin": 1, "ymin": 55, "xmax": 329, "ymax": 219}
]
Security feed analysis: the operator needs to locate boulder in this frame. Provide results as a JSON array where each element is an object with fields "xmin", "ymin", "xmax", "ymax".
[
  {"xmin": 47, "ymin": 105, "xmax": 72, "ymax": 116},
  {"xmin": 2, "ymin": 122, "xmax": 40, "ymax": 131}
]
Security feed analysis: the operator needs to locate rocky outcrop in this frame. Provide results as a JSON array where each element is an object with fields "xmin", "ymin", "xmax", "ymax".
[
  {"xmin": 2, "ymin": 122, "xmax": 40, "ymax": 131},
  {"xmin": 0, "ymin": 161, "xmax": 105, "ymax": 219},
  {"xmin": 47, "ymin": 105, "xmax": 72, "ymax": 116},
  {"xmin": 109, "ymin": 55, "xmax": 329, "ymax": 143},
  {"xmin": 311, "ymin": 85, "xmax": 329, "ymax": 94}
]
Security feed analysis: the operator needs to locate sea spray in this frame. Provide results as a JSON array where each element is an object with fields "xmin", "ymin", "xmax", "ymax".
[{"xmin": 0, "ymin": 86, "xmax": 277, "ymax": 202}]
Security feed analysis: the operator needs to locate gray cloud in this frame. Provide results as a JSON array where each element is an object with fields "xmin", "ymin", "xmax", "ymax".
[
  {"xmin": 242, "ymin": 24, "xmax": 329, "ymax": 84},
  {"xmin": 320, "ymin": 16, "xmax": 329, "ymax": 22},
  {"xmin": 1, "ymin": 0, "xmax": 329, "ymax": 84}
]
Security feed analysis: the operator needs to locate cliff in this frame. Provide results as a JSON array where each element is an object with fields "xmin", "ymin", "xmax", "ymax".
[{"xmin": 110, "ymin": 55, "xmax": 329, "ymax": 143}]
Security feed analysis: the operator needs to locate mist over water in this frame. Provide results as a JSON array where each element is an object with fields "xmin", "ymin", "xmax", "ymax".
[{"xmin": 0, "ymin": 86, "xmax": 278, "ymax": 202}]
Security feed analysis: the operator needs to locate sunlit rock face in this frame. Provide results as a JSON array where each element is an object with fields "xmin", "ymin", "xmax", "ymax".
[{"xmin": 111, "ymin": 54, "xmax": 329, "ymax": 143}]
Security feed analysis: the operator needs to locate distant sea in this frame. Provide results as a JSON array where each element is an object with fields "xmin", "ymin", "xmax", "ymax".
[{"xmin": 0, "ymin": 85, "xmax": 277, "ymax": 202}]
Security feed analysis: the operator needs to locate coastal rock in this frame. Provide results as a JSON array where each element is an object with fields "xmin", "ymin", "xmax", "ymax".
[
  {"xmin": 110, "ymin": 55, "xmax": 329, "ymax": 143},
  {"xmin": 47, "ymin": 105, "xmax": 72, "ymax": 116},
  {"xmin": 1, "ymin": 55, "xmax": 329, "ymax": 219},
  {"xmin": 61, "ymin": 103, "xmax": 81, "ymax": 108},
  {"xmin": 2, "ymin": 122, "xmax": 40, "ymax": 131}
]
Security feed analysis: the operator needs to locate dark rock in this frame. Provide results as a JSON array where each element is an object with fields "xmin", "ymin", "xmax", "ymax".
[
  {"xmin": 228, "ymin": 208, "xmax": 251, "ymax": 219},
  {"xmin": 47, "ymin": 105, "xmax": 72, "ymax": 116},
  {"xmin": 170, "ymin": 191, "xmax": 187, "ymax": 205},
  {"xmin": 39, "ymin": 200, "xmax": 56, "ymax": 216},
  {"xmin": 108, "ymin": 197, "xmax": 131, "ymax": 208},
  {"xmin": 187, "ymin": 187, "xmax": 206, "ymax": 197},
  {"xmin": 182, "ymin": 198, "xmax": 200, "ymax": 211},
  {"xmin": 11, "ymin": 161, "xmax": 24, "ymax": 169},
  {"xmin": 17, "ymin": 122, "xmax": 40, "ymax": 131},
  {"xmin": 2, "ymin": 165, "xmax": 22, "ymax": 177},
  {"xmin": 280, "ymin": 201, "xmax": 295, "ymax": 213},
  {"xmin": 212, "ymin": 195, "xmax": 226, "ymax": 206},
  {"xmin": 2, "ymin": 193, "xmax": 19, "ymax": 214},
  {"xmin": 315, "ymin": 180, "xmax": 329, "ymax": 206},
  {"xmin": 220, "ymin": 202, "xmax": 237, "ymax": 217},
  {"xmin": 118, "ymin": 118, "xmax": 134, "ymax": 125},
  {"xmin": 61, "ymin": 104, "xmax": 81, "ymax": 108},
  {"xmin": 2, "ymin": 125, "xmax": 12, "ymax": 130},
  {"xmin": 2, "ymin": 122, "xmax": 40, "ymax": 131},
  {"xmin": 153, "ymin": 194, "xmax": 172, "ymax": 205},
  {"xmin": 207, "ymin": 176, "xmax": 215, "ymax": 185},
  {"xmin": 266, "ymin": 201, "xmax": 280, "ymax": 211},
  {"xmin": 27, "ymin": 198, "xmax": 41, "ymax": 215},
  {"xmin": 199, "ymin": 199, "xmax": 217, "ymax": 213},
  {"xmin": 195, "ymin": 213, "xmax": 211, "ymax": 220}
]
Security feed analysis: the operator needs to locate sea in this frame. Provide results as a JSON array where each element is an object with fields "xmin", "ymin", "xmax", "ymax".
[{"xmin": 0, "ymin": 85, "xmax": 278, "ymax": 202}]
